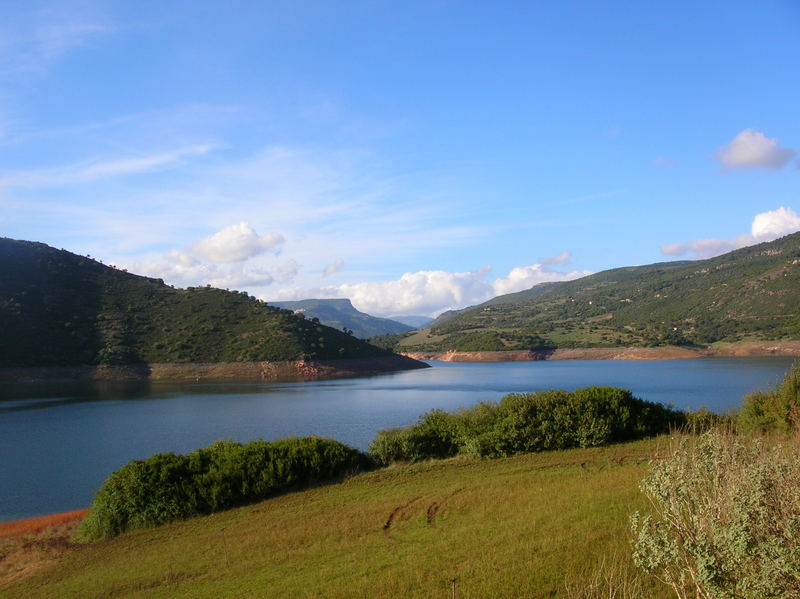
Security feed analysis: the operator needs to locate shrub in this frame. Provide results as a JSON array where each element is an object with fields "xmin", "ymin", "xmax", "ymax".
[
  {"xmin": 369, "ymin": 410, "xmax": 460, "ymax": 465},
  {"xmin": 684, "ymin": 407, "xmax": 732, "ymax": 433},
  {"xmin": 79, "ymin": 437, "xmax": 374, "ymax": 540},
  {"xmin": 631, "ymin": 431, "xmax": 800, "ymax": 599},
  {"xmin": 369, "ymin": 387, "xmax": 684, "ymax": 463},
  {"xmin": 369, "ymin": 427, "xmax": 413, "ymax": 465},
  {"xmin": 739, "ymin": 359, "xmax": 800, "ymax": 433}
]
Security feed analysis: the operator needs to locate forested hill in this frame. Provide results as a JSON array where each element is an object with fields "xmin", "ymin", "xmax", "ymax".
[
  {"xmin": 268, "ymin": 298, "xmax": 413, "ymax": 339},
  {"xmin": 393, "ymin": 232, "xmax": 800, "ymax": 352},
  {"xmin": 0, "ymin": 238, "xmax": 391, "ymax": 368}
]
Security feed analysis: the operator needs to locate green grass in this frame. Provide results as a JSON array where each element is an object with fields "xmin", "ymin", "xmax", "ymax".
[{"xmin": 3, "ymin": 438, "xmax": 672, "ymax": 599}]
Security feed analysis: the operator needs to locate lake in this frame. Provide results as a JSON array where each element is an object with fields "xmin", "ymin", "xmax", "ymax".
[{"xmin": 0, "ymin": 356, "xmax": 794, "ymax": 522}]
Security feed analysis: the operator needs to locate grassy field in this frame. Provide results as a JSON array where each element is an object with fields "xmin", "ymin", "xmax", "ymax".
[{"xmin": 1, "ymin": 438, "xmax": 672, "ymax": 599}]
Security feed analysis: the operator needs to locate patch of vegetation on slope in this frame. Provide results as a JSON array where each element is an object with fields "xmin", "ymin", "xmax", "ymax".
[
  {"xmin": 369, "ymin": 386, "xmax": 683, "ymax": 463},
  {"xmin": 631, "ymin": 429, "xmax": 800, "ymax": 599},
  {"xmin": 268, "ymin": 298, "xmax": 413, "ymax": 338},
  {"xmin": 398, "ymin": 232, "xmax": 800, "ymax": 352},
  {"xmin": 0, "ymin": 238, "xmax": 390, "ymax": 367},
  {"xmin": 79, "ymin": 437, "xmax": 374, "ymax": 541}
]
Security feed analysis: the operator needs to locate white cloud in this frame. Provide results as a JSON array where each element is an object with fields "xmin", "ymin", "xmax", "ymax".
[
  {"xmin": 717, "ymin": 129, "xmax": 797, "ymax": 171},
  {"xmin": 323, "ymin": 258, "xmax": 344, "ymax": 277},
  {"xmin": 751, "ymin": 206, "xmax": 800, "ymax": 238},
  {"xmin": 0, "ymin": 145, "xmax": 213, "ymax": 187},
  {"xmin": 122, "ymin": 224, "xmax": 292, "ymax": 289},
  {"xmin": 660, "ymin": 206, "xmax": 800, "ymax": 259},
  {"xmin": 131, "ymin": 254, "xmax": 276, "ymax": 289},
  {"xmin": 271, "ymin": 268, "xmax": 493, "ymax": 317},
  {"xmin": 190, "ymin": 222, "xmax": 284, "ymax": 263},
  {"xmin": 492, "ymin": 263, "xmax": 591, "ymax": 296},
  {"xmin": 269, "ymin": 260, "xmax": 591, "ymax": 318}
]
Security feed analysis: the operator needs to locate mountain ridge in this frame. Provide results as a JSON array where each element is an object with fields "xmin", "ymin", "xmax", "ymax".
[
  {"xmin": 392, "ymin": 232, "xmax": 800, "ymax": 353},
  {"xmin": 0, "ymin": 238, "xmax": 425, "ymax": 377}
]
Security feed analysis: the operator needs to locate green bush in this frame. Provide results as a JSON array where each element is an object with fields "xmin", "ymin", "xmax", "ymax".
[
  {"xmin": 684, "ymin": 407, "xmax": 733, "ymax": 433},
  {"xmin": 631, "ymin": 431, "xmax": 800, "ymax": 598},
  {"xmin": 369, "ymin": 386, "xmax": 684, "ymax": 464},
  {"xmin": 79, "ymin": 437, "xmax": 375, "ymax": 540},
  {"xmin": 739, "ymin": 359, "xmax": 800, "ymax": 433}
]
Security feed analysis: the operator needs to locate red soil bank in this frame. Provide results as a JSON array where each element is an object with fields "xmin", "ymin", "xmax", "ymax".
[{"xmin": 0, "ymin": 509, "xmax": 88, "ymax": 538}]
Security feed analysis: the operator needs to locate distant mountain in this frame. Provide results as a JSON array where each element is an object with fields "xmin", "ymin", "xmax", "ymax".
[
  {"xmin": 0, "ymin": 238, "xmax": 393, "ymax": 368},
  {"xmin": 268, "ymin": 298, "xmax": 414, "ymax": 339},
  {"xmin": 394, "ymin": 232, "xmax": 800, "ymax": 352},
  {"xmin": 390, "ymin": 315, "xmax": 433, "ymax": 329}
]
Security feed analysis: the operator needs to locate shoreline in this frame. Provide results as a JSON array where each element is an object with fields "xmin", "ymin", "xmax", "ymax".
[
  {"xmin": 402, "ymin": 341, "xmax": 800, "ymax": 362},
  {"xmin": 0, "ymin": 355, "xmax": 429, "ymax": 384}
]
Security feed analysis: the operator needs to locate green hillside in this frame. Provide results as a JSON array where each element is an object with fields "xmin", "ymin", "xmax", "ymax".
[
  {"xmin": 0, "ymin": 238, "xmax": 390, "ymax": 368},
  {"xmin": 268, "ymin": 298, "xmax": 413, "ymax": 339},
  {"xmin": 2, "ymin": 438, "xmax": 671, "ymax": 599},
  {"xmin": 396, "ymin": 233, "xmax": 800, "ymax": 352}
]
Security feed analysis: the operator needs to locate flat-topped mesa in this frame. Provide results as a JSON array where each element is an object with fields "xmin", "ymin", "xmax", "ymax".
[{"xmin": 267, "ymin": 298, "xmax": 415, "ymax": 339}]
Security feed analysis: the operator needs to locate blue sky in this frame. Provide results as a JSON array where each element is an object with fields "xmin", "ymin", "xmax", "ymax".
[{"xmin": 2, "ymin": 1, "xmax": 799, "ymax": 317}]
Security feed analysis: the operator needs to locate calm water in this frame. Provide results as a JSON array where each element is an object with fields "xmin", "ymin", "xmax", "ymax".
[{"xmin": 0, "ymin": 357, "xmax": 794, "ymax": 521}]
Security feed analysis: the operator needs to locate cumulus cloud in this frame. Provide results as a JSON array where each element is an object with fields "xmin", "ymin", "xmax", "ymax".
[
  {"xmin": 717, "ymin": 129, "xmax": 797, "ymax": 171},
  {"xmin": 342, "ymin": 268, "xmax": 494, "ymax": 317},
  {"xmin": 660, "ymin": 206, "xmax": 800, "ymax": 259},
  {"xmin": 122, "ymin": 224, "xmax": 292, "ymax": 289},
  {"xmin": 492, "ymin": 263, "xmax": 591, "ymax": 296},
  {"xmin": 130, "ymin": 252, "xmax": 275, "ymax": 289},
  {"xmin": 127, "ymin": 255, "xmax": 302, "ymax": 290},
  {"xmin": 751, "ymin": 206, "xmax": 800, "ymax": 238},
  {"xmin": 269, "ymin": 260, "xmax": 591, "ymax": 318},
  {"xmin": 323, "ymin": 258, "xmax": 344, "ymax": 277},
  {"xmin": 190, "ymin": 222, "xmax": 284, "ymax": 263}
]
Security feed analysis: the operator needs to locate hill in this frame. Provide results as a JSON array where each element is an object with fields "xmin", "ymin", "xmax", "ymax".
[
  {"xmin": 268, "ymin": 298, "xmax": 413, "ymax": 338},
  {"xmin": 394, "ymin": 232, "xmax": 800, "ymax": 353},
  {"xmin": 1, "ymin": 438, "xmax": 670, "ymax": 598},
  {"xmin": 0, "ymin": 238, "xmax": 409, "ymax": 370}
]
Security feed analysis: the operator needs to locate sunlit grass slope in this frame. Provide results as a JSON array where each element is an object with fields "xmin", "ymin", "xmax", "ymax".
[{"xmin": 4, "ymin": 438, "xmax": 671, "ymax": 599}]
